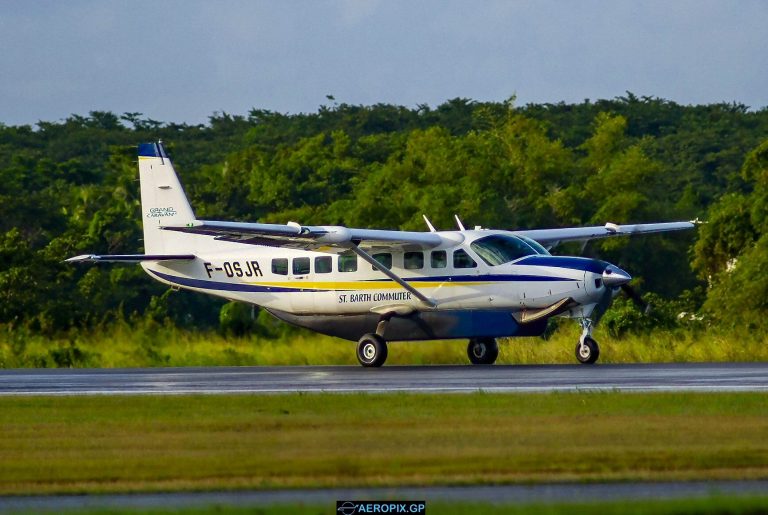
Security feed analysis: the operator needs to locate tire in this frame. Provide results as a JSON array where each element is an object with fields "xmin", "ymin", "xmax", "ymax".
[
  {"xmin": 467, "ymin": 338, "xmax": 499, "ymax": 365},
  {"xmin": 357, "ymin": 333, "xmax": 388, "ymax": 367},
  {"xmin": 575, "ymin": 337, "xmax": 600, "ymax": 364}
]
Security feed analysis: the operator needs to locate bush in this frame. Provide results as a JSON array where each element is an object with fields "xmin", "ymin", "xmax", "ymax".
[
  {"xmin": 219, "ymin": 301, "xmax": 257, "ymax": 336},
  {"xmin": 48, "ymin": 341, "xmax": 99, "ymax": 368},
  {"xmin": 600, "ymin": 290, "xmax": 705, "ymax": 338}
]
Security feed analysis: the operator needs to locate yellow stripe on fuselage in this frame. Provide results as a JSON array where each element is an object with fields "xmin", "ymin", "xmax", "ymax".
[{"xmin": 244, "ymin": 280, "xmax": 489, "ymax": 290}]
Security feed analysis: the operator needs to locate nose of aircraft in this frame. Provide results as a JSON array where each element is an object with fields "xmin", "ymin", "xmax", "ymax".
[{"xmin": 602, "ymin": 264, "xmax": 632, "ymax": 287}]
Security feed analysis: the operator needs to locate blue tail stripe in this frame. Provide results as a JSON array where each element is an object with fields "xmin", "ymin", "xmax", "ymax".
[{"xmin": 138, "ymin": 143, "xmax": 158, "ymax": 157}]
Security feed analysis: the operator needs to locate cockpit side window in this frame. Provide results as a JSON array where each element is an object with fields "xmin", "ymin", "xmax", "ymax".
[{"xmin": 470, "ymin": 234, "xmax": 540, "ymax": 266}]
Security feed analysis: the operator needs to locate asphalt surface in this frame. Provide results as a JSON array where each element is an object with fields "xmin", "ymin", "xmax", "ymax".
[
  {"xmin": 1, "ymin": 481, "xmax": 768, "ymax": 511},
  {"xmin": 0, "ymin": 362, "xmax": 766, "ymax": 395}
]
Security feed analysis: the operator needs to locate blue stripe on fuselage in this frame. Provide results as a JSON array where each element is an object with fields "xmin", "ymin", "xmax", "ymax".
[
  {"xmin": 147, "ymin": 270, "xmax": 577, "ymax": 294},
  {"xmin": 516, "ymin": 256, "xmax": 607, "ymax": 274},
  {"xmin": 148, "ymin": 269, "xmax": 298, "ymax": 293},
  {"xmin": 405, "ymin": 274, "xmax": 576, "ymax": 283}
]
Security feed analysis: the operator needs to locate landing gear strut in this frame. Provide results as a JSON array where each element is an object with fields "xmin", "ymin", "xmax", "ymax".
[
  {"xmin": 467, "ymin": 338, "xmax": 499, "ymax": 365},
  {"xmin": 575, "ymin": 318, "xmax": 600, "ymax": 364}
]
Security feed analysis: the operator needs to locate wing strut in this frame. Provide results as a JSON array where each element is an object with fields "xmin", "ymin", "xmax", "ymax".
[{"xmin": 347, "ymin": 245, "xmax": 437, "ymax": 308}]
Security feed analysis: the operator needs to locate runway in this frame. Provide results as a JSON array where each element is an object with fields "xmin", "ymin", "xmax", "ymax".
[
  {"xmin": 0, "ymin": 362, "xmax": 766, "ymax": 395},
  {"xmin": 2, "ymin": 481, "xmax": 768, "ymax": 511}
]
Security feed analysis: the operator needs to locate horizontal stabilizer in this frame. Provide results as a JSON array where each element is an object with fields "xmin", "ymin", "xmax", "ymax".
[
  {"xmin": 65, "ymin": 254, "xmax": 195, "ymax": 263},
  {"xmin": 513, "ymin": 297, "xmax": 575, "ymax": 324}
]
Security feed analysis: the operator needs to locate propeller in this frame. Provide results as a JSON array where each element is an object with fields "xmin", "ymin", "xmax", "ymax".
[
  {"xmin": 580, "ymin": 241, "xmax": 652, "ymax": 319},
  {"xmin": 592, "ymin": 265, "xmax": 651, "ymax": 324}
]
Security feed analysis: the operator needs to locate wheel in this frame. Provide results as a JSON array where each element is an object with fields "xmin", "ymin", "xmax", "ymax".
[
  {"xmin": 575, "ymin": 337, "xmax": 600, "ymax": 364},
  {"xmin": 467, "ymin": 338, "xmax": 499, "ymax": 365},
  {"xmin": 356, "ymin": 333, "xmax": 388, "ymax": 367}
]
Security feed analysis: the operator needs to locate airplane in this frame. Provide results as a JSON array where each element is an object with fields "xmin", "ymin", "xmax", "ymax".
[{"xmin": 67, "ymin": 142, "xmax": 695, "ymax": 367}]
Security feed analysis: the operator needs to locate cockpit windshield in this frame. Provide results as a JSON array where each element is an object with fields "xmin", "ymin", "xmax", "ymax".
[
  {"xmin": 517, "ymin": 235, "xmax": 550, "ymax": 256},
  {"xmin": 470, "ymin": 234, "xmax": 549, "ymax": 266}
]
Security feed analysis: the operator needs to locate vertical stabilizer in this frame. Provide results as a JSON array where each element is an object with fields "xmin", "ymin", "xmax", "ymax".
[{"xmin": 138, "ymin": 142, "xmax": 196, "ymax": 254}]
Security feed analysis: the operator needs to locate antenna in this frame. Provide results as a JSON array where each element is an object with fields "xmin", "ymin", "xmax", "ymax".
[
  {"xmin": 422, "ymin": 215, "xmax": 437, "ymax": 232},
  {"xmin": 454, "ymin": 214, "xmax": 466, "ymax": 231}
]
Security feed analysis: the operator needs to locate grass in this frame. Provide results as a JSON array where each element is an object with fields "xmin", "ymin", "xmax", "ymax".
[
  {"xmin": 0, "ymin": 392, "xmax": 767, "ymax": 495},
  {"xmin": 2, "ymin": 321, "xmax": 768, "ymax": 368}
]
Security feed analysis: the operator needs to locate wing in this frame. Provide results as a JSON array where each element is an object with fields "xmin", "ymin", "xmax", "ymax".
[
  {"xmin": 514, "ymin": 221, "xmax": 695, "ymax": 248},
  {"xmin": 160, "ymin": 220, "xmax": 444, "ymax": 251},
  {"xmin": 160, "ymin": 219, "xmax": 694, "ymax": 251}
]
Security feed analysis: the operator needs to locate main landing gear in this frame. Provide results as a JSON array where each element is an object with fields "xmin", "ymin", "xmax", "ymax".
[
  {"xmin": 355, "ymin": 313, "xmax": 502, "ymax": 367},
  {"xmin": 575, "ymin": 318, "xmax": 600, "ymax": 364},
  {"xmin": 467, "ymin": 338, "xmax": 499, "ymax": 365},
  {"xmin": 357, "ymin": 333, "xmax": 388, "ymax": 367},
  {"xmin": 356, "ymin": 314, "xmax": 392, "ymax": 367}
]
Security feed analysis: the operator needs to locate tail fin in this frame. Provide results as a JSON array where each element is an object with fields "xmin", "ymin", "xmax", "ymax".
[{"xmin": 138, "ymin": 142, "xmax": 196, "ymax": 254}]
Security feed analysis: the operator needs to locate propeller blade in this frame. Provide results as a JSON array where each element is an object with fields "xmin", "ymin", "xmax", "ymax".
[
  {"xmin": 591, "ymin": 286, "xmax": 614, "ymax": 325},
  {"xmin": 621, "ymin": 283, "xmax": 651, "ymax": 314}
]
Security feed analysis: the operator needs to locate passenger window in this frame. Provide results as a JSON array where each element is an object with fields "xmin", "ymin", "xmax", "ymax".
[
  {"xmin": 338, "ymin": 253, "xmax": 358, "ymax": 273},
  {"xmin": 315, "ymin": 256, "xmax": 332, "ymax": 274},
  {"xmin": 453, "ymin": 249, "xmax": 477, "ymax": 269},
  {"xmin": 272, "ymin": 258, "xmax": 288, "ymax": 275},
  {"xmin": 431, "ymin": 250, "xmax": 447, "ymax": 269},
  {"xmin": 371, "ymin": 253, "xmax": 392, "ymax": 270},
  {"xmin": 293, "ymin": 257, "xmax": 310, "ymax": 275},
  {"xmin": 404, "ymin": 251, "xmax": 424, "ymax": 270}
]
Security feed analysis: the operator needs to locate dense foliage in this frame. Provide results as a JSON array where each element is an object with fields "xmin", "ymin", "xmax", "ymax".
[{"xmin": 1, "ymin": 95, "xmax": 767, "ymax": 336}]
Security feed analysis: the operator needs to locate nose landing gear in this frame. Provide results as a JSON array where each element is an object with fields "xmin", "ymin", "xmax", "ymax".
[{"xmin": 575, "ymin": 318, "xmax": 600, "ymax": 364}]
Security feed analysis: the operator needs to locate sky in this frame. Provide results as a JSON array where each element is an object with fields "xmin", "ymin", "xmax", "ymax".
[{"xmin": 1, "ymin": 0, "xmax": 766, "ymax": 127}]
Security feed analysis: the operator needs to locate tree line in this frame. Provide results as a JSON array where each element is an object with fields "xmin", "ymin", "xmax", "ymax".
[{"xmin": 1, "ymin": 94, "xmax": 767, "ymax": 335}]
